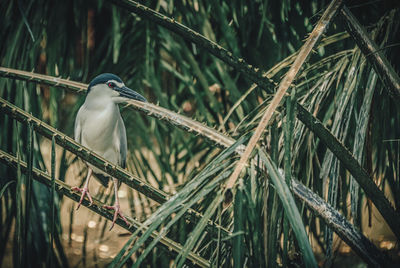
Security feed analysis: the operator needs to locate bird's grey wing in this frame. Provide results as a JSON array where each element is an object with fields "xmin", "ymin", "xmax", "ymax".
[
  {"xmin": 119, "ymin": 118, "xmax": 128, "ymax": 169},
  {"xmin": 74, "ymin": 107, "xmax": 83, "ymax": 144}
]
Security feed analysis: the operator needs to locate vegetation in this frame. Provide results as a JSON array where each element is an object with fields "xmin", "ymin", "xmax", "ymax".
[{"xmin": 1, "ymin": 0, "xmax": 399, "ymax": 267}]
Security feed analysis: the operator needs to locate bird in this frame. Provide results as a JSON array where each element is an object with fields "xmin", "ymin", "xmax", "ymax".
[{"xmin": 73, "ymin": 73, "xmax": 147, "ymax": 230}]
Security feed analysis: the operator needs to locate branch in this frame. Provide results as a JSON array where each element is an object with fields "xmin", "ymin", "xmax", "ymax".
[
  {"xmin": 224, "ymin": 0, "xmax": 344, "ymax": 190},
  {"xmin": 0, "ymin": 150, "xmax": 209, "ymax": 268},
  {"xmin": 0, "ymin": 67, "xmax": 87, "ymax": 92},
  {"xmin": 108, "ymin": 0, "xmax": 276, "ymax": 89},
  {"xmin": 103, "ymin": 0, "xmax": 400, "ymax": 239},
  {"xmin": 0, "ymin": 97, "xmax": 231, "ymax": 238},
  {"xmin": 292, "ymin": 180, "xmax": 392, "ymax": 267},
  {"xmin": 0, "ymin": 73, "xmax": 391, "ymax": 265},
  {"xmin": 0, "ymin": 67, "xmax": 238, "ymax": 153},
  {"xmin": 296, "ymin": 104, "xmax": 400, "ymax": 239},
  {"xmin": 340, "ymin": 6, "xmax": 400, "ymax": 100}
]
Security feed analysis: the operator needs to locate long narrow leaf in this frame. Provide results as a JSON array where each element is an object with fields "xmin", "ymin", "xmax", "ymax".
[
  {"xmin": 225, "ymin": 0, "xmax": 344, "ymax": 193},
  {"xmin": 0, "ymin": 149, "xmax": 210, "ymax": 267},
  {"xmin": 0, "ymin": 97, "xmax": 229, "ymax": 237},
  {"xmin": 258, "ymin": 149, "xmax": 317, "ymax": 268}
]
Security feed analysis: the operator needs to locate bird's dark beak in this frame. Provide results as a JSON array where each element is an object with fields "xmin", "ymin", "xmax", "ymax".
[{"xmin": 118, "ymin": 86, "xmax": 147, "ymax": 102}]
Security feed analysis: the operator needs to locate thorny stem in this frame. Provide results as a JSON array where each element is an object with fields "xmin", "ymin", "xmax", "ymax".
[
  {"xmin": 224, "ymin": 0, "xmax": 343, "ymax": 191},
  {"xmin": 0, "ymin": 149, "xmax": 210, "ymax": 268},
  {"xmin": 0, "ymin": 97, "xmax": 231, "ymax": 239}
]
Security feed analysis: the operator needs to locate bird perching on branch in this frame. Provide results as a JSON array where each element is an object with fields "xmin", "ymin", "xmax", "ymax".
[{"xmin": 73, "ymin": 73, "xmax": 147, "ymax": 230}]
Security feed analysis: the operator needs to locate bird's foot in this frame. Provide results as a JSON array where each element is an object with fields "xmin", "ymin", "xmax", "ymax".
[
  {"xmin": 103, "ymin": 203, "xmax": 130, "ymax": 230},
  {"xmin": 71, "ymin": 186, "xmax": 93, "ymax": 209}
]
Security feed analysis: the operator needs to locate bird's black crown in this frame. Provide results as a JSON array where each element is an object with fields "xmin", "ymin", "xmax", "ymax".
[{"xmin": 88, "ymin": 73, "xmax": 123, "ymax": 92}]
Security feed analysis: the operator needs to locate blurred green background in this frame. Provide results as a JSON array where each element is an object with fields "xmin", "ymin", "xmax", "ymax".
[{"xmin": 1, "ymin": 0, "xmax": 399, "ymax": 267}]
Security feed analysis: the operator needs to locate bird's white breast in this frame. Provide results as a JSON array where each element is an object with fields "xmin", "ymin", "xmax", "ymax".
[{"xmin": 76, "ymin": 94, "xmax": 125, "ymax": 174}]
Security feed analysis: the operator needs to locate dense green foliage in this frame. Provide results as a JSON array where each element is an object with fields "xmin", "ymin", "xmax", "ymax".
[{"xmin": 1, "ymin": 0, "xmax": 399, "ymax": 267}]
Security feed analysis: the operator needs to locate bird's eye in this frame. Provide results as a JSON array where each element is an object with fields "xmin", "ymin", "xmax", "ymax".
[{"xmin": 108, "ymin": 83, "xmax": 115, "ymax": 88}]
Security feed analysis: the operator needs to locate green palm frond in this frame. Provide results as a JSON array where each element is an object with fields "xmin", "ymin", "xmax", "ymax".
[
  {"xmin": 0, "ymin": 149, "xmax": 209, "ymax": 267},
  {"xmin": 1, "ymin": 0, "xmax": 399, "ymax": 267}
]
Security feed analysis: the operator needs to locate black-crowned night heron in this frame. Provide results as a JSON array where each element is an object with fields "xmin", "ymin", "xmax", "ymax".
[{"xmin": 73, "ymin": 73, "xmax": 147, "ymax": 230}]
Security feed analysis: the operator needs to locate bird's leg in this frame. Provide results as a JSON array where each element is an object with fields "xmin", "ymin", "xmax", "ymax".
[
  {"xmin": 71, "ymin": 167, "xmax": 94, "ymax": 209},
  {"xmin": 103, "ymin": 178, "xmax": 130, "ymax": 230}
]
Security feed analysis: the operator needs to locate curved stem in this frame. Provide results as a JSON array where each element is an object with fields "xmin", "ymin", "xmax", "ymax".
[{"xmin": 0, "ymin": 149, "xmax": 210, "ymax": 268}]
